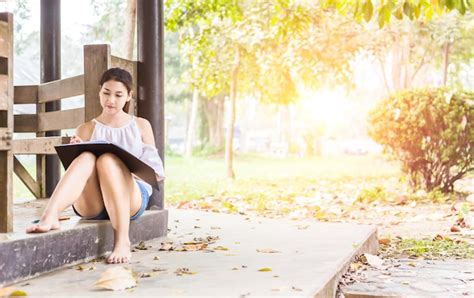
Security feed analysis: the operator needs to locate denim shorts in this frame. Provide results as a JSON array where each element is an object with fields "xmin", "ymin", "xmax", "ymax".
[{"xmin": 72, "ymin": 179, "xmax": 150, "ymax": 221}]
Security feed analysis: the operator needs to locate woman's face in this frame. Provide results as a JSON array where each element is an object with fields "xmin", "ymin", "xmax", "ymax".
[{"xmin": 99, "ymin": 80, "xmax": 131, "ymax": 115}]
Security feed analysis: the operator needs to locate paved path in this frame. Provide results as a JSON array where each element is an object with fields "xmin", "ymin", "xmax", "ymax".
[
  {"xmin": 341, "ymin": 258, "xmax": 474, "ymax": 297},
  {"xmin": 8, "ymin": 209, "xmax": 377, "ymax": 297}
]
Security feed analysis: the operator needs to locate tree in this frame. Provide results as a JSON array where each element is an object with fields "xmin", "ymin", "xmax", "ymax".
[
  {"xmin": 325, "ymin": 0, "xmax": 473, "ymax": 28},
  {"xmin": 166, "ymin": 0, "xmax": 314, "ymax": 178}
]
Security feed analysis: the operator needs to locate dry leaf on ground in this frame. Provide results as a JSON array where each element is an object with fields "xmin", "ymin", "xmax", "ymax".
[
  {"xmin": 94, "ymin": 266, "xmax": 137, "ymax": 291},
  {"xmin": 135, "ymin": 241, "xmax": 150, "ymax": 250},
  {"xmin": 256, "ymin": 248, "xmax": 281, "ymax": 253},
  {"xmin": 451, "ymin": 225, "xmax": 461, "ymax": 232},
  {"xmin": 159, "ymin": 242, "xmax": 175, "ymax": 251},
  {"xmin": 175, "ymin": 268, "xmax": 197, "ymax": 276},
  {"xmin": 258, "ymin": 267, "xmax": 272, "ymax": 272},
  {"xmin": 362, "ymin": 253, "xmax": 384, "ymax": 268},
  {"xmin": 0, "ymin": 287, "xmax": 27, "ymax": 296}
]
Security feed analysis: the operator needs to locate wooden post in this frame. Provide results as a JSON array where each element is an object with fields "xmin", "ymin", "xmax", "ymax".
[
  {"xmin": 0, "ymin": 13, "xmax": 14, "ymax": 232},
  {"xmin": 41, "ymin": 0, "xmax": 61, "ymax": 197},
  {"xmin": 83, "ymin": 44, "xmax": 111, "ymax": 122},
  {"xmin": 137, "ymin": 0, "xmax": 165, "ymax": 209}
]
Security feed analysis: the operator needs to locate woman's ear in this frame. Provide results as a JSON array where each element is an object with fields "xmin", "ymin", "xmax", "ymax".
[{"xmin": 127, "ymin": 91, "xmax": 133, "ymax": 102}]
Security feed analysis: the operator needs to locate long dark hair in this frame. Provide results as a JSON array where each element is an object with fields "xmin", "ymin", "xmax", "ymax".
[{"xmin": 99, "ymin": 68, "xmax": 133, "ymax": 113}]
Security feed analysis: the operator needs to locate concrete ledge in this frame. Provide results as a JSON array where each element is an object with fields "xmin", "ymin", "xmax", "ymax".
[{"xmin": 0, "ymin": 210, "xmax": 168, "ymax": 286}]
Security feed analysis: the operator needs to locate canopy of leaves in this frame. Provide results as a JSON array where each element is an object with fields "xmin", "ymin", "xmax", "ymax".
[
  {"xmin": 165, "ymin": 1, "xmax": 367, "ymax": 103},
  {"xmin": 324, "ymin": 0, "xmax": 473, "ymax": 28}
]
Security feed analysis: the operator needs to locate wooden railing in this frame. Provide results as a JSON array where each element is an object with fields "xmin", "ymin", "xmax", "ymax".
[
  {"xmin": 0, "ymin": 12, "xmax": 137, "ymax": 232},
  {"xmin": 0, "ymin": 13, "xmax": 14, "ymax": 233}
]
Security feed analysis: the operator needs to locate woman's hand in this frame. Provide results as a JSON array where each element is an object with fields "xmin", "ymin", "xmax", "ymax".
[{"xmin": 69, "ymin": 135, "xmax": 83, "ymax": 144}]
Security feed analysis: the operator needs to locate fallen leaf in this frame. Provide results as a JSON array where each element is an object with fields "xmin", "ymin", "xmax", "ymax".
[
  {"xmin": 94, "ymin": 266, "xmax": 137, "ymax": 291},
  {"xmin": 153, "ymin": 256, "xmax": 160, "ymax": 260},
  {"xmin": 135, "ymin": 241, "xmax": 150, "ymax": 250},
  {"xmin": 175, "ymin": 268, "xmax": 197, "ymax": 276},
  {"xmin": 350, "ymin": 262, "xmax": 362, "ymax": 271},
  {"xmin": 182, "ymin": 243, "xmax": 208, "ymax": 251},
  {"xmin": 256, "ymin": 248, "xmax": 281, "ymax": 253},
  {"xmin": 232, "ymin": 267, "xmax": 239, "ymax": 270},
  {"xmin": 451, "ymin": 225, "xmax": 461, "ymax": 232},
  {"xmin": 0, "ymin": 287, "xmax": 27, "ymax": 296},
  {"xmin": 378, "ymin": 238, "xmax": 391, "ymax": 245},
  {"xmin": 140, "ymin": 272, "xmax": 153, "ymax": 278},
  {"xmin": 362, "ymin": 253, "xmax": 384, "ymax": 268},
  {"xmin": 59, "ymin": 216, "xmax": 70, "ymax": 221},
  {"xmin": 408, "ymin": 262, "xmax": 416, "ymax": 267},
  {"xmin": 159, "ymin": 242, "xmax": 175, "ymax": 251},
  {"xmin": 258, "ymin": 267, "xmax": 272, "ymax": 272},
  {"xmin": 152, "ymin": 268, "xmax": 167, "ymax": 272},
  {"xmin": 76, "ymin": 265, "xmax": 95, "ymax": 271},
  {"xmin": 433, "ymin": 234, "xmax": 444, "ymax": 241},
  {"xmin": 213, "ymin": 246, "xmax": 229, "ymax": 251},
  {"xmin": 292, "ymin": 286, "xmax": 303, "ymax": 291}
]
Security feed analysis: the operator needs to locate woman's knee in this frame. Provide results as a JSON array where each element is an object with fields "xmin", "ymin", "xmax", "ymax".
[
  {"xmin": 77, "ymin": 151, "xmax": 96, "ymax": 163},
  {"xmin": 96, "ymin": 153, "xmax": 125, "ymax": 174},
  {"xmin": 70, "ymin": 151, "xmax": 96, "ymax": 170}
]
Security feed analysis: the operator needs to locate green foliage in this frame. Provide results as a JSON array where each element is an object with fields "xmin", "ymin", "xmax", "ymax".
[
  {"xmin": 325, "ymin": 0, "xmax": 474, "ymax": 27},
  {"xmin": 396, "ymin": 237, "xmax": 473, "ymax": 258},
  {"xmin": 356, "ymin": 186, "xmax": 387, "ymax": 203},
  {"xmin": 369, "ymin": 88, "xmax": 474, "ymax": 192},
  {"xmin": 88, "ymin": 0, "xmax": 128, "ymax": 58},
  {"xmin": 13, "ymin": 0, "xmax": 32, "ymax": 55},
  {"xmin": 165, "ymin": 0, "xmax": 370, "ymax": 105},
  {"xmin": 191, "ymin": 143, "xmax": 224, "ymax": 157}
]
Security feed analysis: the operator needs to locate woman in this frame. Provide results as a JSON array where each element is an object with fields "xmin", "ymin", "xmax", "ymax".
[{"xmin": 26, "ymin": 68, "xmax": 164, "ymax": 264}]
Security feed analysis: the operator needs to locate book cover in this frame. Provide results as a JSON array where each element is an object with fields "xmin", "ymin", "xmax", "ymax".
[{"xmin": 54, "ymin": 140, "xmax": 159, "ymax": 190}]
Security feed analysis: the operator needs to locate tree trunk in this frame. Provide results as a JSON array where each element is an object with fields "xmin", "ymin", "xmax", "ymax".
[
  {"xmin": 185, "ymin": 87, "xmax": 199, "ymax": 157},
  {"xmin": 204, "ymin": 95, "xmax": 225, "ymax": 148},
  {"xmin": 225, "ymin": 49, "xmax": 240, "ymax": 179},
  {"xmin": 391, "ymin": 34, "xmax": 402, "ymax": 91},
  {"xmin": 124, "ymin": 0, "xmax": 136, "ymax": 59},
  {"xmin": 442, "ymin": 42, "xmax": 451, "ymax": 86}
]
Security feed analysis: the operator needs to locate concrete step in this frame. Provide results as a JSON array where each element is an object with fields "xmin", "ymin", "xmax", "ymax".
[
  {"xmin": 7, "ymin": 210, "xmax": 378, "ymax": 296},
  {"xmin": 0, "ymin": 208, "xmax": 168, "ymax": 286}
]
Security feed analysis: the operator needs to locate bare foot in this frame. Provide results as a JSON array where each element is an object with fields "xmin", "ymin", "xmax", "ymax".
[
  {"xmin": 26, "ymin": 217, "xmax": 60, "ymax": 233},
  {"xmin": 107, "ymin": 241, "xmax": 131, "ymax": 264}
]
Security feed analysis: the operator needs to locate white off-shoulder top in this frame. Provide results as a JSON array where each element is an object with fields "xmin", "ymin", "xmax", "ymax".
[{"xmin": 90, "ymin": 116, "xmax": 164, "ymax": 196}]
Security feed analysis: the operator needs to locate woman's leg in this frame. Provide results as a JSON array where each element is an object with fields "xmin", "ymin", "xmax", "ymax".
[
  {"xmin": 26, "ymin": 152, "xmax": 102, "ymax": 233},
  {"xmin": 95, "ymin": 153, "xmax": 142, "ymax": 264}
]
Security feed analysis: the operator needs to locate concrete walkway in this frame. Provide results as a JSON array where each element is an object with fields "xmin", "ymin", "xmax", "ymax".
[
  {"xmin": 342, "ymin": 258, "xmax": 474, "ymax": 297},
  {"xmin": 8, "ymin": 209, "xmax": 377, "ymax": 297}
]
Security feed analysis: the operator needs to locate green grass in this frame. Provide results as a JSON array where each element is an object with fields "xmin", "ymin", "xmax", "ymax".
[
  {"xmin": 380, "ymin": 237, "xmax": 474, "ymax": 259},
  {"xmin": 164, "ymin": 154, "xmax": 400, "ymax": 204}
]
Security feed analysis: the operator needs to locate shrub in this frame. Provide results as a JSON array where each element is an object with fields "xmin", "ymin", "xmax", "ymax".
[{"xmin": 368, "ymin": 88, "xmax": 473, "ymax": 193}]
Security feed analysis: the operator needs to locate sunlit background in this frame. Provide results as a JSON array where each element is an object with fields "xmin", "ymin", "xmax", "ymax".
[{"xmin": 2, "ymin": 0, "xmax": 473, "ymax": 203}]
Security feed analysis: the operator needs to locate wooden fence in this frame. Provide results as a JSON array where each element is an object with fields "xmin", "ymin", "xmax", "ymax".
[{"xmin": 0, "ymin": 12, "xmax": 138, "ymax": 232}]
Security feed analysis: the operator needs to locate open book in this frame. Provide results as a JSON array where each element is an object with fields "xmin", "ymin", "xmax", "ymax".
[{"xmin": 54, "ymin": 140, "xmax": 159, "ymax": 190}]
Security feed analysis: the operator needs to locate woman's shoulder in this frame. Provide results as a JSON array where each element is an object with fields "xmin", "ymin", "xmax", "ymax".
[
  {"xmin": 134, "ymin": 117, "xmax": 155, "ymax": 145},
  {"xmin": 135, "ymin": 117, "xmax": 152, "ymax": 131},
  {"xmin": 75, "ymin": 120, "xmax": 95, "ymax": 140}
]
